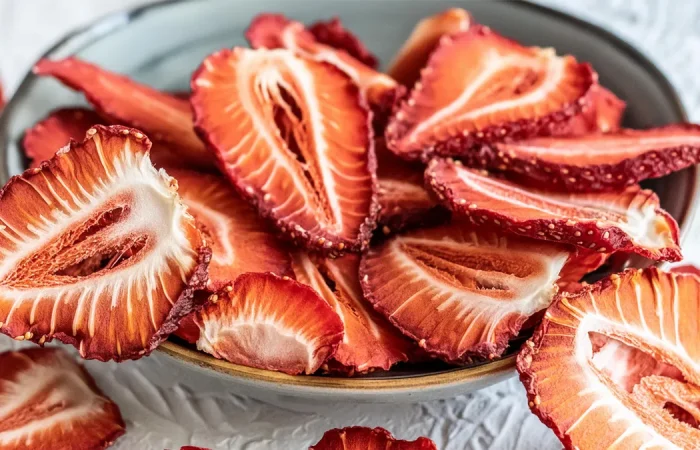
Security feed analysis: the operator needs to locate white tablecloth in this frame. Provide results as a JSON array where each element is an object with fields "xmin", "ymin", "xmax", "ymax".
[{"xmin": 1, "ymin": 1, "xmax": 698, "ymax": 449}]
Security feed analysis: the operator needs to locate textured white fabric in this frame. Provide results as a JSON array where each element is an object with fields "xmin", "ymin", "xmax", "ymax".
[{"xmin": 0, "ymin": 1, "xmax": 698, "ymax": 448}]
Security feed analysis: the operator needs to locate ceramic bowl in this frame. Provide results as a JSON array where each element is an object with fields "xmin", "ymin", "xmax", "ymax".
[{"xmin": 0, "ymin": 0, "xmax": 696, "ymax": 405}]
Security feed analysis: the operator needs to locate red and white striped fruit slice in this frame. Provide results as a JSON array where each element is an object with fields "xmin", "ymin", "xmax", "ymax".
[
  {"xmin": 427, "ymin": 159, "xmax": 681, "ymax": 261},
  {"xmin": 195, "ymin": 272, "xmax": 343, "ymax": 375},
  {"xmin": 360, "ymin": 222, "xmax": 569, "ymax": 363},
  {"xmin": 0, "ymin": 125, "xmax": 208, "ymax": 361},
  {"xmin": 0, "ymin": 347, "xmax": 125, "ymax": 449},
  {"xmin": 310, "ymin": 427, "xmax": 437, "ymax": 450},
  {"xmin": 191, "ymin": 48, "xmax": 377, "ymax": 254},
  {"xmin": 518, "ymin": 268, "xmax": 700, "ymax": 449},
  {"xmin": 291, "ymin": 253, "xmax": 413, "ymax": 373},
  {"xmin": 386, "ymin": 25, "xmax": 596, "ymax": 161}
]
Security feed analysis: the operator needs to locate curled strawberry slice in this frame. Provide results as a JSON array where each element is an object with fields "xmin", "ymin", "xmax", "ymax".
[
  {"xmin": 292, "ymin": 253, "xmax": 413, "ymax": 373},
  {"xmin": 310, "ymin": 427, "xmax": 437, "ymax": 450},
  {"xmin": 0, "ymin": 347, "xmax": 125, "ymax": 449},
  {"xmin": 558, "ymin": 250, "xmax": 610, "ymax": 293},
  {"xmin": 473, "ymin": 125, "xmax": 700, "ymax": 192},
  {"xmin": 386, "ymin": 25, "xmax": 596, "ymax": 161},
  {"xmin": 33, "ymin": 58, "xmax": 214, "ymax": 170},
  {"xmin": 22, "ymin": 107, "xmax": 104, "ymax": 168},
  {"xmin": 308, "ymin": 17, "xmax": 378, "ymax": 68},
  {"xmin": 360, "ymin": 222, "xmax": 570, "ymax": 363},
  {"xmin": 0, "ymin": 125, "xmax": 209, "ymax": 361},
  {"xmin": 427, "ymin": 159, "xmax": 681, "ymax": 261},
  {"xmin": 387, "ymin": 8, "xmax": 473, "ymax": 87},
  {"xmin": 195, "ymin": 272, "xmax": 343, "ymax": 375},
  {"xmin": 566, "ymin": 86, "xmax": 626, "ymax": 135},
  {"xmin": 518, "ymin": 268, "xmax": 700, "ymax": 449},
  {"xmin": 191, "ymin": 48, "xmax": 377, "ymax": 254}
]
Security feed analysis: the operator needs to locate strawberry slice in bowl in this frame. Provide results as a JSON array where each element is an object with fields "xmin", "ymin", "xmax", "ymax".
[
  {"xmin": 566, "ymin": 85, "xmax": 626, "ymax": 135},
  {"xmin": 385, "ymin": 25, "xmax": 596, "ymax": 161},
  {"xmin": 0, "ymin": 347, "xmax": 126, "ymax": 449},
  {"xmin": 360, "ymin": 222, "xmax": 570, "ymax": 363},
  {"xmin": 0, "ymin": 125, "xmax": 209, "ymax": 361},
  {"xmin": 307, "ymin": 17, "xmax": 379, "ymax": 69},
  {"xmin": 426, "ymin": 159, "xmax": 681, "ymax": 261},
  {"xmin": 310, "ymin": 427, "xmax": 437, "ymax": 450},
  {"xmin": 191, "ymin": 48, "xmax": 378, "ymax": 254}
]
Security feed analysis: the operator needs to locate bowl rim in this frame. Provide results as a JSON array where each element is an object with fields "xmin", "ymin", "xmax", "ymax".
[{"xmin": 1, "ymin": 0, "xmax": 696, "ymax": 393}]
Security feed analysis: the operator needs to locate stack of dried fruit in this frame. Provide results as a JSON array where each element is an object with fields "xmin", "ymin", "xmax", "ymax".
[{"xmin": 1, "ymin": 7, "xmax": 700, "ymax": 449}]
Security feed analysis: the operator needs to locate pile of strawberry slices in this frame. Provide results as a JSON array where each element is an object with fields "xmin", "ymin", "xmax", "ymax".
[{"xmin": 1, "ymin": 7, "xmax": 700, "ymax": 449}]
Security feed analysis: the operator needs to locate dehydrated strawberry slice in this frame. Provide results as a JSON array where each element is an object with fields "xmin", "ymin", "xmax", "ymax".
[
  {"xmin": 387, "ymin": 8, "xmax": 473, "ymax": 87},
  {"xmin": 308, "ymin": 17, "xmax": 378, "ymax": 68},
  {"xmin": 671, "ymin": 264, "xmax": 700, "ymax": 277},
  {"xmin": 518, "ymin": 268, "xmax": 700, "ymax": 449},
  {"xmin": 310, "ymin": 426, "xmax": 437, "ymax": 450},
  {"xmin": 474, "ymin": 124, "xmax": 700, "ymax": 191},
  {"xmin": 427, "ymin": 159, "xmax": 681, "ymax": 261},
  {"xmin": 22, "ymin": 107, "xmax": 104, "ymax": 168},
  {"xmin": 0, "ymin": 347, "xmax": 125, "ymax": 449},
  {"xmin": 245, "ymin": 14, "xmax": 400, "ymax": 115},
  {"xmin": 0, "ymin": 125, "xmax": 209, "ymax": 361},
  {"xmin": 386, "ymin": 25, "xmax": 596, "ymax": 161},
  {"xmin": 558, "ymin": 250, "xmax": 610, "ymax": 293},
  {"xmin": 33, "ymin": 58, "xmax": 215, "ymax": 170},
  {"xmin": 360, "ymin": 222, "xmax": 569, "ymax": 362},
  {"xmin": 195, "ymin": 272, "xmax": 343, "ymax": 374},
  {"xmin": 191, "ymin": 48, "xmax": 377, "ymax": 254},
  {"xmin": 572, "ymin": 86, "xmax": 626, "ymax": 134},
  {"xmin": 291, "ymin": 253, "xmax": 413, "ymax": 373}
]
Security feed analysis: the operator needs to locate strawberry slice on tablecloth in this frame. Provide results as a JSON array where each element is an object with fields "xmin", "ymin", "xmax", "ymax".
[
  {"xmin": 310, "ymin": 426, "xmax": 437, "ymax": 450},
  {"xmin": 426, "ymin": 159, "xmax": 681, "ymax": 261}
]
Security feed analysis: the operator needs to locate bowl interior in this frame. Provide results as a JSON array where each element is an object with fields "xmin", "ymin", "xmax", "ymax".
[{"xmin": 0, "ymin": 0, "xmax": 694, "ymax": 387}]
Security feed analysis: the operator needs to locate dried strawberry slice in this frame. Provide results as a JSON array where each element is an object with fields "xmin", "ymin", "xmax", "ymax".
[
  {"xmin": 558, "ymin": 250, "xmax": 610, "ymax": 293},
  {"xmin": 174, "ymin": 311, "xmax": 200, "ymax": 344},
  {"xmin": 518, "ymin": 268, "xmax": 700, "ymax": 449},
  {"xmin": 0, "ymin": 125, "xmax": 209, "ymax": 361},
  {"xmin": 426, "ymin": 159, "xmax": 681, "ymax": 261},
  {"xmin": 571, "ymin": 86, "xmax": 626, "ymax": 134},
  {"xmin": 291, "ymin": 253, "xmax": 413, "ymax": 373},
  {"xmin": 310, "ymin": 426, "xmax": 437, "ymax": 450},
  {"xmin": 0, "ymin": 347, "xmax": 125, "ymax": 448},
  {"xmin": 195, "ymin": 272, "xmax": 343, "ymax": 374},
  {"xmin": 33, "ymin": 58, "xmax": 215, "ymax": 170},
  {"xmin": 360, "ymin": 222, "xmax": 569, "ymax": 362},
  {"xmin": 386, "ymin": 25, "xmax": 596, "ymax": 161},
  {"xmin": 191, "ymin": 48, "xmax": 377, "ymax": 254},
  {"xmin": 387, "ymin": 8, "xmax": 473, "ymax": 87},
  {"xmin": 671, "ymin": 264, "xmax": 700, "ymax": 277},
  {"xmin": 308, "ymin": 17, "xmax": 378, "ymax": 68},
  {"xmin": 22, "ymin": 107, "xmax": 104, "ymax": 168}
]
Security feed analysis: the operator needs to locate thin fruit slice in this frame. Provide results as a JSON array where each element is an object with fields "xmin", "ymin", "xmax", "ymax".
[
  {"xmin": 671, "ymin": 264, "xmax": 700, "ymax": 277},
  {"xmin": 195, "ymin": 272, "xmax": 343, "ymax": 375},
  {"xmin": 23, "ymin": 108, "xmax": 104, "ymax": 168},
  {"xmin": 386, "ymin": 25, "xmax": 596, "ymax": 161},
  {"xmin": 376, "ymin": 139, "xmax": 446, "ymax": 232},
  {"xmin": 310, "ymin": 426, "xmax": 437, "ymax": 450},
  {"xmin": 558, "ymin": 250, "xmax": 610, "ymax": 293},
  {"xmin": 308, "ymin": 17, "xmax": 378, "ymax": 68},
  {"xmin": 292, "ymin": 253, "xmax": 413, "ymax": 373},
  {"xmin": 567, "ymin": 86, "xmax": 625, "ymax": 135},
  {"xmin": 33, "ymin": 58, "xmax": 215, "ymax": 170},
  {"xmin": 191, "ymin": 48, "xmax": 377, "ymax": 254},
  {"xmin": 518, "ymin": 268, "xmax": 700, "ymax": 449},
  {"xmin": 360, "ymin": 222, "xmax": 569, "ymax": 362},
  {"xmin": 0, "ymin": 125, "xmax": 209, "ymax": 361},
  {"xmin": 245, "ymin": 14, "xmax": 400, "ymax": 115},
  {"xmin": 387, "ymin": 8, "xmax": 473, "ymax": 87},
  {"xmin": 426, "ymin": 159, "xmax": 681, "ymax": 261},
  {"xmin": 0, "ymin": 347, "xmax": 125, "ymax": 449},
  {"xmin": 473, "ymin": 124, "xmax": 700, "ymax": 191}
]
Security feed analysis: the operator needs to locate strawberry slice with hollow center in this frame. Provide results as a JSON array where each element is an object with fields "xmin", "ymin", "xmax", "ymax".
[
  {"xmin": 427, "ymin": 159, "xmax": 681, "ymax": 261},
  {"xmin": 33, "ymin": 58, "xmax": 215, "ymax": 170},
  {"xmin": 479, "ymin": 124, "xmax": 700, "ymax": 192},
  {"xmin": 308, "ymin": 17, "xmax": 378, "ymax": 69},
  {"xmin": 386, "ymin": 25, "xmax": 596, "ymax": 161},
  {"xmin": 387, "ymin": 8, "xmax": 473, "ymax": 88},
  {"xmin": 0, "ymin": 125, "xmax": 208, "ymax": 361},
  {"xmin": 191, "ymin": 48, "xmax": 377, "ymax": 254},
  {"xmin": 360, "ymin": 222, "xmax": 569, "ymax": 363},
  {"xmin": 195, "ymin": 272, "xmax": 343, "ymax": 375},
  {"xmin": 292, "ymin": 253, "xmax": 413, "ymax": 373},
  {"xmin": 22, "ymin": 108, "xmax": 104, "ymax": 168},
  {"xmin": 0, "ymin": 347, "xmax": 125, "ymax": 449},
  {"xmin": 518, "ymin": 268, "xmax": 700, "ymax": 449},
  {"xmin": 310, "ymin": 427, "xmax": 437, "ymax": 450}
]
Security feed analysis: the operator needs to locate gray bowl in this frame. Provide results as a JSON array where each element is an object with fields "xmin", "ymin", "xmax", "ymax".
[{"xmin": 0, "ymin": 0, "xmax": 696, "ymax": 405}]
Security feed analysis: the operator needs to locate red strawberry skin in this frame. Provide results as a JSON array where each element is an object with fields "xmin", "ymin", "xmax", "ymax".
[
  {"xmin": 310, "ymin": 427, "xmax": 437, "ymax": 450},
  {"xmin": 308, "ymin": 17, "xmax": 378, "ymax": 68}
]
